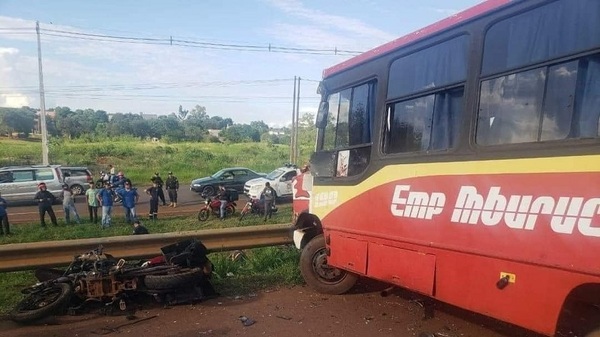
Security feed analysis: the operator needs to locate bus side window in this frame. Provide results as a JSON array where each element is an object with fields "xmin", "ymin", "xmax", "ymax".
[
  {"xmin": 576, "ymin": 56, "xmax": 600, "ymax": 138},
  {"xmin": 476, "ymin": 55, "xmax": 600, "ymax": 145}
]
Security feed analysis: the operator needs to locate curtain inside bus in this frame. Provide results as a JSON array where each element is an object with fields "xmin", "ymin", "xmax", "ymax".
[{"xmin": 482, "ymin": 0, "xmax": 600, "ymax": 76}]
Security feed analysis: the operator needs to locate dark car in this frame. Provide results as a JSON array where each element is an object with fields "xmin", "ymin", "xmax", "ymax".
[
  {"xmin": 62, "ymin": 166, "xmax": 93, "ymax": 195},
  {"xmin": 190, "ymin": 167, "xmax": 266, "ymax": 196}
]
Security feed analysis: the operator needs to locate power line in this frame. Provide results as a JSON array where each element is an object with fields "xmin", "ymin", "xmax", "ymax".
[
  {"xmin": 0, "ymin": 79, "xmax": 298, "ymax": 93},
  {"xmin": 38, "ymin": 27, "xmax": 362, "ymax": 55}
]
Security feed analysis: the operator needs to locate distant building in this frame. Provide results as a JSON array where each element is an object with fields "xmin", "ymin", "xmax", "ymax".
[
  {"xmin": 268, "ymin": 128, "xmax": 286, "ymax": 136},
  {"xmin": 139, "ymin": 112, "xmax": 158, "ymax": 120},
  {"xmin": 33, "ymin": 109, "xmax": 56, "ymax": 134}
]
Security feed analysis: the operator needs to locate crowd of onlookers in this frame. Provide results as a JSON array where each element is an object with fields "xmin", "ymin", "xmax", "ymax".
[{"xmin": 0, "ymin": 165, "xmax": 181, "ymax": 236}]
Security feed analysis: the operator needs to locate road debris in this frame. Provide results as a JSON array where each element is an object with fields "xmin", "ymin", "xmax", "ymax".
[{"xmin": 239, "ymin": 316, "xmax": 256, "ymax": 326}]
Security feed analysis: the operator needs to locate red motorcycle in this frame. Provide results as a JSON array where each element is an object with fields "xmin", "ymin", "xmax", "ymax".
[
  {"xmin": 197, "ymin": 195, "xmax": 236, "ymax": 221},
  {"xmin": 239, "ymin": 198, "xmax": 278, "ymax": 221}
]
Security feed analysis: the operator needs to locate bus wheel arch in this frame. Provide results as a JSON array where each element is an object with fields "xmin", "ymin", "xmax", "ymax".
[
  {"xmin": 300, "ymin": 234, "xmax": 358, "ymax": 295},
  {"xmin": 295, "ymin": 212, "xmax": 322, "ymax": 249},
  {"xmin": 556, "ymin": 283, "xmax": 600, "ymax": 336}
]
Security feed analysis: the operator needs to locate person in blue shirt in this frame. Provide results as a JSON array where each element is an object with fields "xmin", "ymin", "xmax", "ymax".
[
  {"xmin": 117, "ymin": 181, "xmax": 139, "ymax": 224},
  {"xmin": 96, "ymin": 182, "xmax": 115, "ymax": 228},
  {"xmin": 0, "ymin": 192, "xmax": 10, "ymax": 235}
]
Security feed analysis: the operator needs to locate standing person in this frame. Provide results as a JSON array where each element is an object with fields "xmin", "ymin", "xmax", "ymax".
[
  {"xmin": 145, "ymin": 181, "xmax": 160, "ymax": 220},
  {"xmin": 260, "ymin": 182, "xmax": 277, "ymax": 221},
  {"xmin": 117, "ymin": 181, "xmax": 139, "ymax": 224},
  {"xmin": 217, "ymin": 184, "xmax": 230, "ymax": 220},
  {"xmin": 165, "ymin": 171, "xmax": 179, "ymax": 207},
  {"xmin": 61, "ymin": 184, "xmax": 81, "ymax": 225},
  {"xmin": 34, "ymin": 182, "xmax": 58, "ymax": 227},
  {"xmin": 109, "ymin": 164, "xmax": 116, "ymax": 182},
  {"xmin": 97, "ymin": 182, "xmax": 114, "ymax": 228},
  {"xmin": 85, "ymin": 182, "xmax": 99, "ymax": 224},
  {"xmin": 151, "ymin": 172, "xmax": 166, "ymax": 206},
  {"xmin": 0, "ymin": 192, "xmax": 10, "ymax": 235},
  {"xmin": 132, "ymin": 219, "xmax": 149, "ymax": 235}
]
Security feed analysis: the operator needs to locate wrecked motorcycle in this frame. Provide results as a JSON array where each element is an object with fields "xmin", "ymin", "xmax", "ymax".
[{"xmin": 10, "ymin": 239, "xmax": 216, "ymax": 324}]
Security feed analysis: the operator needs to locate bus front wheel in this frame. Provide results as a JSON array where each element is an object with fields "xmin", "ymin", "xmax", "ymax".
[{"xmin": 300, "ymin": 234, "xmax": 357, "ymax": 295}]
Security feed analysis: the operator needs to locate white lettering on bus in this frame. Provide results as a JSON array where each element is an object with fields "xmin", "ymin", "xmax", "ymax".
[
  {"xmin": 390, "ymin": 185, "xmax": 445, "ymax": 220},
  {"xmin": 451, "ymin": 186, "xmax": 600, "ymax": 237}
]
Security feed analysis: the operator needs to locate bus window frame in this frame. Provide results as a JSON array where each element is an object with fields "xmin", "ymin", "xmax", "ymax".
[
  {"xmin": 471, "ymin": 5, "xmax": 600, "ymax": 152},
  {"xmin": 314, "ymin": 77, "xmax": 378, "ymax": 181}
]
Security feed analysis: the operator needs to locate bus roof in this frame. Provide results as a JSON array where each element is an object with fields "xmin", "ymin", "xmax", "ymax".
[{"xmin": 323, "ymin": 0, "xmax": 513, "ymax": 78}]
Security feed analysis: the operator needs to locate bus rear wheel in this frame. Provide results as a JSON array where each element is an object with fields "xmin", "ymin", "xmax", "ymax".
[{"xmin": 300, "ymin": 234, "xmax": 357, "ymax": 295}]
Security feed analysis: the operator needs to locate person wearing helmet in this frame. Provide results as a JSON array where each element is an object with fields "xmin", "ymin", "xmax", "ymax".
[
  {"xmin": 62, "ymin": 184, "xmax": 81, "ymax": 225},
  {"xmin": 150, "ymin": 172, "xmax": 166, "ymax": 206},
  {"xmin": 34, "ymin": 182, "xmax": 58, "ymax": 227}
]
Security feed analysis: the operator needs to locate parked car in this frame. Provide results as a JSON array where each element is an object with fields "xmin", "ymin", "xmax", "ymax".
[
  {"xmin": 62, "ymin": 166, "xmax": 94, "ymax": 195},
  {"xmin": 244, "ymin": 164, "xmax": 298, "ymax": 200},
  {"xmin": 0, "ymin": 165, "xmax": 64, "ymax": 204},
  {"xmin": 190, "ymin": 167, "xmax": 266, "ymax": 196}
]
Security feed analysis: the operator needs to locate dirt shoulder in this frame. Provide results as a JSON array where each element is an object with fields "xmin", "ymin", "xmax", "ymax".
[{"xmin": 0, "ymin": 282, "xmax": 539, "ymax": 337}]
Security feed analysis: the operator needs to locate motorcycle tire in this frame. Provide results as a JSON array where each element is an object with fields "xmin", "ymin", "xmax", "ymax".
[
  {"xmin": 226, "ymin": 205, "xmax": 235, "ymax": 216},
  {"xmin": 197, "ymin": 209, "xmax": 210, "ymax": 221},
  {"xmin": 10, "ymin": 282, "xmax": 73, "ymax": 323},
  {"xmin": 143, "ymin": 267, "xmax": 204, "ymax": 290}
]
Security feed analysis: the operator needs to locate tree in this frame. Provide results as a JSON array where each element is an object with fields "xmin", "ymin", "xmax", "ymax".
[
  {"xmin": 0, "ymin": 107, "xmax": 36, "ymax": 137},
  {"xmin": 176, "ymin": 105, "xmax": 189, "ymax": 121}
]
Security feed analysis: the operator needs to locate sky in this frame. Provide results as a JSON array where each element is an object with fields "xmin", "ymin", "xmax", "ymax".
[{"xmin": 0, "ymin": 0, "xmax": 482, "ymax": 127}]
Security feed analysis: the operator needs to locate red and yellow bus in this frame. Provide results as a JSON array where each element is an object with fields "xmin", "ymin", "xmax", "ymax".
[{"xmin": 292, "ymin": 0, "xmax": 600, "ymax": 335}]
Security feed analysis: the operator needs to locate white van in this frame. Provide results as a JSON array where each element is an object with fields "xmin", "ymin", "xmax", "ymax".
[{"xmin": 0, "ymin": 165, "xmax": 64, "ymax": 204}]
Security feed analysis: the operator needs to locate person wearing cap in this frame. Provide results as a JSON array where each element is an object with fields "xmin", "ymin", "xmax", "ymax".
[
  {"xmin": 165, "ymin": 171, "xmax": 179, "ymax": 207},
  {"xmin": 61, "ymin": 184, "xmax": 81, "ymax": 225},
  {"xmin": 96, "ymin": 181, "xmax": 114, "ymax": 228},
  {"xmin": 34, "ymin": 182, "xmax": 58, "ymax": 227},
  {"xmin": 85, "ymin": 182, "xmax": 99, "ymax": 224},
  {"xmin": 0, "ymin": 191, "xmax": 10, "ymax": 235},
  {"xmin": 150, "ymin": 172, "xmax": 166, "ymax": 206},
  {"xmin": 132, "ymin": 219, "xmax": 149, "ymax": 235}
]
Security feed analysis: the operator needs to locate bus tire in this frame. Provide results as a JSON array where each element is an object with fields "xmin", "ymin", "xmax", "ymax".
[{"xmin": 300, "ymin": 234, "xmax": 357, "ymax": 295}]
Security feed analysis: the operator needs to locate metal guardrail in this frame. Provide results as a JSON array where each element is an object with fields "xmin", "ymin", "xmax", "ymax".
[{"xmin": 0, "ymin": 224, "xmax": 294, "ymax": 272}]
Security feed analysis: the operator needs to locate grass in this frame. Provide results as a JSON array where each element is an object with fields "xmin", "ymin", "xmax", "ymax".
[{"xmin": 0, "ymin": 204, "xmax": 292, "ymax": 245}]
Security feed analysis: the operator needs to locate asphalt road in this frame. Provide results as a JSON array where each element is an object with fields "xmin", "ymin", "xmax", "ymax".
[{"xmin": 6, "ymin": 187, "xmax": 250, "ymax": 225}]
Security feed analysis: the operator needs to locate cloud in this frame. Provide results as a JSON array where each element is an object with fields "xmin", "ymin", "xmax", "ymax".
[
  {"xmin": 264, "ymin": 0, "xmax": 395, "ymax": 52},
  {"xmin": 1, "ymin": 93, "xmax": 30, "ymax": 107}
]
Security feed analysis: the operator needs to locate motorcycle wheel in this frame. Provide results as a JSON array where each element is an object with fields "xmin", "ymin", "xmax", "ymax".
[
  {"xmin": 197, "ymin": 209, "xmax": 210, "ymax": 221},
  {"xmin": 239, "ymin": 205, "xmax": 249, "ymax": 221},
  {"xmin": 144, "ymin": 268, "xmax": 204, "ymax": 290},
  {"xmin": 10, "ymin": 282, "xmax": 72, "ymax": 323},
  {"xmin": 226, "ymin": 205, "xmax": 235, "ymax": 216}
]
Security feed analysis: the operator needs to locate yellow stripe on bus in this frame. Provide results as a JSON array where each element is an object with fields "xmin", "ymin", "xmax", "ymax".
[{"xmin": 311, "ymin": 154, "xmax": 600, "ymax": 219}]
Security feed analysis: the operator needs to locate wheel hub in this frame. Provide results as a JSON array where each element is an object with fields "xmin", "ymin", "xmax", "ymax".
[{"xmin": 312, "ymin": 249, "xmax": 343, "ymax": 282}]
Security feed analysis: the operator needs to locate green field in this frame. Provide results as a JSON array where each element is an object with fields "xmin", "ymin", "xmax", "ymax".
[{"xmin": 0, "ymin": 137, "xmax": 311, "ymax": 184}]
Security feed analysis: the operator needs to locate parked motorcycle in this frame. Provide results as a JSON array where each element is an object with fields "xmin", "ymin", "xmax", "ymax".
[
  {"xmin": 239, "ymin": 198, "xmax": 278, "ymax": 221},
  {"xmin": 197, "ymin": 194, "xmax": 236, "ymax": 221},
  {"xmin": 10, "ymin": 239, "xmax": 215, "ymax": 324}
]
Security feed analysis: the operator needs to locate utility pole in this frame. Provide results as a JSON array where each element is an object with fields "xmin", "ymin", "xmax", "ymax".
[
  {"xmin": 36, "ymin": 21, "xmax": 49, "ymax": 165},
  {"xmin": 294, "ymin": 77, "xmax": 301, "ymax": 165},
  {"xmin": 290, "ymin": 76, "xmax": 297, "ymax": 164}
]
